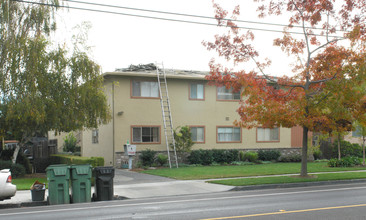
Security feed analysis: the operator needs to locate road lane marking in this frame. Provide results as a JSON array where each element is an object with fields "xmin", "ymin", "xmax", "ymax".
[
  {"xmin": 201, "ymin": 204, "xmax": 366, "ymax": 220},
  {"xmin": 1, "ymin": 185, "xmax": 366, "ymax": 216}
]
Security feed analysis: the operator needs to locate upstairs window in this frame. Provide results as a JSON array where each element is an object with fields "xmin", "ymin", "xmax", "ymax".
[
  {"xmin": 257, "ymin": 127, "xmax": 279, "ymax": 142},
  {"xmin": 190, "ymin": 83, "xmax": 204, "ymax": 100},
  {"xmin": 217, "ymin": 87, "xmax": 240, "ymax": 100},
  {"xmin": 132, "ymin": 81, "xmax": 159, "ymax": 98},
  {"xmin": 132, "ymin": 126, "xmax": 160, "ymax": 143}
]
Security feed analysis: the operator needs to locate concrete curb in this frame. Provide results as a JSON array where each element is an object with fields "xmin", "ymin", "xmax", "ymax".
[
  {"xmin": 230, "ymin": 179, "xmax": 366, "ymax": 191},
  {"xmin": 0, "ymin": 201, "xmax": 47, "ymax": 209},
  {"xmin": 0, "ymin": 196, "xmax": 128, "ymax": 209}
]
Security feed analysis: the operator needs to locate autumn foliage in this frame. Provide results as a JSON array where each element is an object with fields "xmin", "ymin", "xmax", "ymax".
[{"xmin": 204, "ymin": 0, "xmax": 366, "ymax": 176}]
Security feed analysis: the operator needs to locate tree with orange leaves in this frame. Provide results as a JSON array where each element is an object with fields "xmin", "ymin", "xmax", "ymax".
[{"xmin": 204, "ymin": 1, "xmax": 366, "ymax": 176}]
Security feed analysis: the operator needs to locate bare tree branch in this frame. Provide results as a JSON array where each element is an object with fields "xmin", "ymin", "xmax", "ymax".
[
  {"xmin": 310, "ymin": 38, "xmax": 342, "ymax": 55},
  {"xmin": 309, "ymin": 64, "xmax": 343, "ymax": 85}
]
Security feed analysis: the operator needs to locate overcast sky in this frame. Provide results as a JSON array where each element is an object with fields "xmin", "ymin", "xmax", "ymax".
[{"xmin": 54, "ymin": 0, "xmax": 297, "ymax": 75}]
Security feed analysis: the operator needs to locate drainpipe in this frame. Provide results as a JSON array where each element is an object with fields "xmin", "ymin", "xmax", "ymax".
[{"xmin": 112, "ymin": 82, "xmax": 115, "ymax": 166}]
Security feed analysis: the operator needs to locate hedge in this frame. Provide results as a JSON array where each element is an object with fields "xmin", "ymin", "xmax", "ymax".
[
  {"xmin": 0, "ymin": 160, "xmax": 25, "ymax": 178},
  {"xmin": 50, "ymin": 155, "xmax": 104, "ymax": 167},
  {"xmin": 188, "ymin": 149, "xmax": 239, "ymax": 165}
]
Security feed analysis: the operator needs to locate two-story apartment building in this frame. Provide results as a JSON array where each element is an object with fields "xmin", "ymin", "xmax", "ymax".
[{"xmin": 50, "ymin": 66, "xmax": 296, "ymax": 166}]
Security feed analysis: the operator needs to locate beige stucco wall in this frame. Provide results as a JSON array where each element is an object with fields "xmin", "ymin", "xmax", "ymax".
[
  {"xmin": 81, "ymin": 82, "xmax": 114, "ymax": 166},
  {"xmin": 50, "ymin": 73, "xmax": 292, "ymax": 166},
  {"xmin": 344, "ymin": 133, "xmax": 364, "ymax": 146},
  {"xmin": 102, "ymin": 75, "xmax": 292, "ymax": 157}
]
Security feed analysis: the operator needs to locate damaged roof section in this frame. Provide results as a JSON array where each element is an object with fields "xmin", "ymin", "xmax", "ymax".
[{"xmin": 105, "ymin": 63, "xmax": 209, "ymax": 80}]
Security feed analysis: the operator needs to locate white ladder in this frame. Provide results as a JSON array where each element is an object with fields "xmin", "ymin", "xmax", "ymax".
[{"xmin": 156, "ymin": 63, "xmax": 178, "ymax": 168}]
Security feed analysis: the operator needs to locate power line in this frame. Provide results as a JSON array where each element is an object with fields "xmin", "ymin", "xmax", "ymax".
[
  {"xmin": 11, "ymin": 0, "xmax": 345, "ymax": 38},
  {"xmin": 63, "ymin": 0, "xmax": 347, "ymax": 32}
]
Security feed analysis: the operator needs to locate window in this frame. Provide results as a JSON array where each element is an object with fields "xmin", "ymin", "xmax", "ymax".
[
  {"xmin": 217, "ymin": 127, "xmax": 241, "ymax": 142},
  {"xmin": 132, "ymin": 126, "xmax": 160, "ymax": 143},
  {"xmin": 190, "ymin": 83, "xmax": 204, "ymax": 100},
  {"xmin": 132, "ymin": 81, "xmax": 159, "ymax": 98},
  {"xmin": 352, "ymin": 125, "xmax": 362, "ymax": 137},
  {"xmin": 92, "ymin": 129, "xmax": 99, "ymax": 144},
  {"xmin": 190, "ymin": 126, "xmax": 205, "ymax": 143},
  {"xmin": 257, "ymin": 127, "xmax": 279, "ymax": 142},
  {"xmin": 217, "ymin": 86, "xmax": 240, "ymax": 100}
]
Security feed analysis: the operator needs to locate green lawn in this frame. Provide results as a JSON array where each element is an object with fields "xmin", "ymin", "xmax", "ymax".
[
  {"xmin": 209, "ymin": 172, "xmax": 366, "ymax": 186},
  {"xmin": 13, "ymin": 177, "xmax": 48, "ymax": 190},
  {"xmin": 141, "ymin": 162, "xmax": 366, "ymax": 180}
]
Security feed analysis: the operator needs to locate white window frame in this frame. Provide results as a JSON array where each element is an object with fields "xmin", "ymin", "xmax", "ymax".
[
  {"xmin": 132, "ymin": 126, "xmax": 160, "ymax": 143},
  {"xmin": 190, "ymin": 126, "xmax": 205, "ymax": 143},
  {"xmin": 217, "ymin": 127, "xmax": 241, "ymax": 143},
  {"xmin": 190, "ymin": 83, "xmax": 204, "ymax": 100},
  {"xmin": 92, "ymin": 129, "xmax": 99, "ymax": 144},
  {"xmin": 132, "ymin": 80, "xmax": 159, "ymax": 98},
  {"xmin": 217, "ymin": 86, "xmax": 240, "ymax": 100},
  {"xmin": 257, "ymin": 127, "xmax": 279, "ymax": 142}
]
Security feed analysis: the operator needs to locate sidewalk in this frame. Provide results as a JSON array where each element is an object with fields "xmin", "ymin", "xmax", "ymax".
[{"xmin": 1, "ymin": 169, "xmax": 366, "ymax": 207}]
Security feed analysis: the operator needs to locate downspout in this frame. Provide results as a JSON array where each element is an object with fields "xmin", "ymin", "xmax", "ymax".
[{"xmin": 112, "ymin": 82, "xmax": 115, "ymax": 166}]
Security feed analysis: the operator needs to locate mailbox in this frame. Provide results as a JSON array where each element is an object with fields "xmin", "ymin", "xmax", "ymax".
[
  {"xmin": 124, "ymin": 144, "xmax": 136, "ymax": 156},
  {"xmin": 123, "ymin": 144, "xmax": 136, "ymax": 169}
]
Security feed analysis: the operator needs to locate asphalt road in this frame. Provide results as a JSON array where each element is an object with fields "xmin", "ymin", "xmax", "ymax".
[{"xmin": 1, "ymin": 182, "xmax": 366, "ymax": 220}]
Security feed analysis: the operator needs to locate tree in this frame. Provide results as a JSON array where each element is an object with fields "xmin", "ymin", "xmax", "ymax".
[
  {"xmin": 354, "ymin": 122, "xmax": 366, "ymax": 166},
  {"xmin": 0, "ymin": 1, "xmax": 110, "ymax": 157},
  {"xmin": 172, "ymin": 126, "xmax": 194, "ymax": 155},
  {"xmin": 204, "ymin": 1, "xmax": 366, "ymax": 176}
]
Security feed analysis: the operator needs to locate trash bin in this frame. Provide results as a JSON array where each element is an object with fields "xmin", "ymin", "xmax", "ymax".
[
  {"xmin": 70, "ymin": 164, "xmax": 92, "ymax": 203},
  {"xmin": 93, "ymin": 166, "xmax": 114, "ymax": 201},
  {"xmin": 46, "ymin": 165, "xmax": 70, "ymax": 205},
  {"xmin": 30, "ymin": 181, "xmax": 45, "ymax": 201}
]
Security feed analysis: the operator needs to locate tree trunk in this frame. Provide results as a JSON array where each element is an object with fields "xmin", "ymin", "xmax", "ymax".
[
  {"xmin": 301, "ymin": 126, "xmax": 308, "ymax": 177},
  {"xmin": 363, "ymin": 135, "xmax": 365, "ymax": 166},
  {"xmin": 12, "ymin": 145, "xmax": 20, "ymax": 164},
  {"xmin": 338, "ymin": 133, "xmax": 341, "ymax": 160}
]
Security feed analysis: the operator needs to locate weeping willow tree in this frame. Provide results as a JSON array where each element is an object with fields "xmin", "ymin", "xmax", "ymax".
[{"xmin": 0, "ymin": 1, "xmax": 110, "ymax": 153}]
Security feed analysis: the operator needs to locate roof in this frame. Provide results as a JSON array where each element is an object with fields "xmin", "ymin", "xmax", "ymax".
[{"xmin": 103, "ymin": 63, "xmax": 208, "ymax": 80}]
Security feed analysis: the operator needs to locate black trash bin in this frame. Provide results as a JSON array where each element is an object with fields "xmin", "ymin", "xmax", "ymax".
[
  {"xmin": 30, "ymin": 181, "xmax": 45, "ymax": 202},
  {"xmin": 93, "ymin": 167, "xmax": 114, "ymax": 201}
]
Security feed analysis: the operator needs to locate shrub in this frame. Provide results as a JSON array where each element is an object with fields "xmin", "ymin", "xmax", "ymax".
[
  {"xmin": 239, "ymin": 151, "xmax": 245, "ymax": 161},
  {"xmin": 156, "ymin": 154, "xmax": 168, "ymax": 166},
  {"xmin": 16, "ymin": 152, "xmax": 32, "ymax": 174},
  {"xmin": 188, "ymin": 149, "xmax": 213, "ymax": 165},
  {"xmin": 188, "ymin": 150, "xmax": 203, "ymax": 165},
  {"xmin": 279, "ymin": 154, "xmax": 302, "ymax": 162},
  {"xmin": 139, "ymin": 149, "xmax": 157, "ymax": 167},
  {"xmin": 0, "ymin": 160, "xmax": 25, "ymax": 178},
  {"xmin": 50, "ymin": 155, "xmax": 104, "ymax": 167},
  {"xmin": 211, "ymin": 149, "xmax": 239, "ymax": 164},
  {"xmin": 200, "ymin": 150, "xmax": 214, "ymax": 165},
  {"xmin": 313, "ymin": 149, "xmax": 323, "ymax": 160},
  {"xmin": 173, "ymin": 126, "xmax": 194, "ymax": 154},
  {"xmin": 257, "ymin": 150, "xmax": 281, "ymax": 161},
  {"xmin": 331, "ymin": 140, "xmax": 362, "ymax": 158},
  {"xmin": 0, "ymin": 149, "xmax": 13, "ymax": 161},
  {"xmin": 328, "ymin": 156, "xmax": 361, "ymax": 167},
  {"xmin": 0, "ymin": 149, "xmax": 32, "ymax": 174},
  {"xmin": 63, "ymin": 133, "xmax": 80, "ymax": 153},
  {"xmin": 244, "ymin": 151, "xmax": 258, "ymax": 162}
]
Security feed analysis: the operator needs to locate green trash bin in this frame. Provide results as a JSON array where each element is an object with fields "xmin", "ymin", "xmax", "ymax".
[
  {"xmin": 93, "ymin": 167, "xmax": 114, "ymax": 201},
  {"xmin": 70, "ymin": 164, "xmax": 92, "ymax": 203},
  {"xmin": 46, "ymin": 165, "xmax": 70, "ymax": 205}
]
